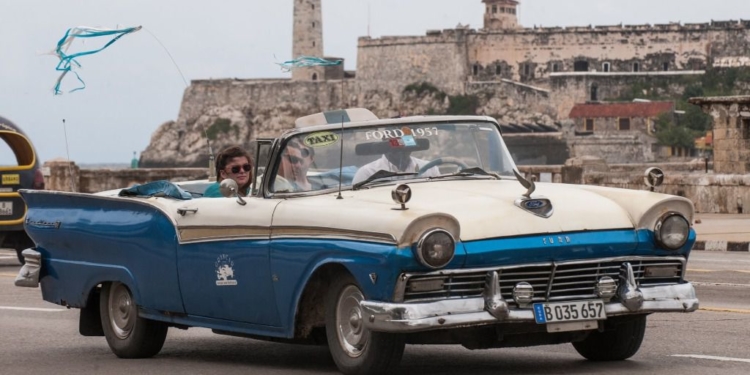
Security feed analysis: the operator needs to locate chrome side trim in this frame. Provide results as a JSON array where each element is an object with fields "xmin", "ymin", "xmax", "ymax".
[
  {"xmin": 270, "ymin": 226, "xmax": 397, "ymax": 244},
  {"xmin": 178, "ymin": 226, "xmax": 270, "ymax": 243},
  {"xmin": 177, "ymin": 225, "xmax": 397, "ymax": 245},
  {"xmin": 362, "ymin": 282, "xmax": 698, "ymax": 333}
]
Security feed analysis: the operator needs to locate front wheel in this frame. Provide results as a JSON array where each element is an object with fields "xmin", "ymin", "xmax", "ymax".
[
  {"xmin": 325, "ymin": 274, "xmax": 405, "ymax": 375},
  {"xmin": 572, "ymin": 315, "xmax": 647, "ymax": 361},
  {"xmin": 100, "ymin": 282, "xmax": 168, "ymax": 358}
]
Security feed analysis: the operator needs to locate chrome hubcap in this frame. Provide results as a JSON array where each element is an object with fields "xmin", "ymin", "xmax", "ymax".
[
  {"xmin": 336, "ymin": 285, "xmax": 369, "ymax": 358},
  {"xmin": 109, "ymin": 282, "xmax": 136, "ymax": 339}
]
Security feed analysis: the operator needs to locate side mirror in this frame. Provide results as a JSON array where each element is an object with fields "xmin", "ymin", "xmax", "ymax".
[
  {"xmin": 219, "ymin": 179, "xmax": 247, "ymax": 206},
  {"xmin": 644, "ymin": 167, "xmax": 664, "ymax": 192}
]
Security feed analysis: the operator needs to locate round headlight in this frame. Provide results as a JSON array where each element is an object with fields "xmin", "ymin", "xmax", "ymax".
[
  {"xmin": 415, "ymin": 229, "xmax": 456, "ymax": 269},
  {"xmin": 654, "ymin": 213, "xmax": 690, "ymax": 250}
]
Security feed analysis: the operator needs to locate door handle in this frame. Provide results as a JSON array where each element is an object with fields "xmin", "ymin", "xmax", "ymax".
[{"xmin": 177, "ymin": 208, "xmax": 198, "ymax": 216}]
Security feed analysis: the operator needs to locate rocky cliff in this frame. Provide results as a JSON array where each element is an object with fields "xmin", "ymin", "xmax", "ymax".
[{"xmin": 139, "ymin": 78, "xmax": 557, "ymax": 167}]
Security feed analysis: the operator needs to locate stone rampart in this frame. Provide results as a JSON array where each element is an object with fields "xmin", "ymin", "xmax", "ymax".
[{"xmin": 356, "ymin": 20, "xmax": 750, "ymax": 90}]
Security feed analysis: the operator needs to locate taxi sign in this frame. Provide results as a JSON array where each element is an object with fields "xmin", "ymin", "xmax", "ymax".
[{"xmin": 2, "ymin": 174, "xmax": 20, "ymax": 185}]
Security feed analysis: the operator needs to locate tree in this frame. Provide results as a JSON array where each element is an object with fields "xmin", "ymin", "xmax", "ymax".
[{"xmin": 654, "ymin": 113, "xmax": 698, "ymax": 149}]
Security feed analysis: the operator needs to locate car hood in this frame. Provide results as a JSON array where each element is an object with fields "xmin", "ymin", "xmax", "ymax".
[{"xmin": 271, "ymin": 179, "xmax": 686, "ymax": 244}]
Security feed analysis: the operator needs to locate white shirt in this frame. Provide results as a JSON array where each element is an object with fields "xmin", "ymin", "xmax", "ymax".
[{"xmin": 352, "ymin": 155, "xmax": 440, "ymax": 185}]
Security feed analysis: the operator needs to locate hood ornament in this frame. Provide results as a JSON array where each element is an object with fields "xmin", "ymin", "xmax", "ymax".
[
  {"xmin": 513, "ymin": 169, "xmax": 535, "ymax": 198},
  {"xmin": 513, "ymin": 170, "xmax": 554, "ymax": 219},
  {"xmin": 391, "ymin": 184, "xmax": 412, "ymax": 210}
]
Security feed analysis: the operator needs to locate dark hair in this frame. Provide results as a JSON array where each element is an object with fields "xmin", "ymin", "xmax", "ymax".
[
  {"xmin": 287, "ymin": 137, "xmax": 315, "ymax": 158},
  {"xmin": 216, "ymin": 146, "xmax": 253, "ymax": 190}
]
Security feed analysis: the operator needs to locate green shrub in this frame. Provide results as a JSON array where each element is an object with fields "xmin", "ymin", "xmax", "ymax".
[{"xmin": 206, "ymin": 118, "xmax": 232, "ymax": 140}]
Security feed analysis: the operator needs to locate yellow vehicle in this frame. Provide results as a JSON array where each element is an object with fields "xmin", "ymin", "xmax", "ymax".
[{"xmin": 1, "ymin": 116, "xmax": 44, "ymax": 263}]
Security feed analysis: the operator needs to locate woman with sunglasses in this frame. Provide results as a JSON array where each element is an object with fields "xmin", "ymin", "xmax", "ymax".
[{"xmin": 203, "ymin": 146, "xmax": 254, "ymax": 198}]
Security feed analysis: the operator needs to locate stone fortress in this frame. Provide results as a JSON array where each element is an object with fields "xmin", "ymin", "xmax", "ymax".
[{"xmin": 140, "ymin": 0, "xmax": 750, "ymax": 168}]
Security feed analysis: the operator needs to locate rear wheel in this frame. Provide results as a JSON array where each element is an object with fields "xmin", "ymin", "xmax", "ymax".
[
  {"xmin": 572, "ymin": 315, "xmax": 647, "ymax": 361},
  {"xmin": 325, "ymin": 274, "xmax": 405, "ymax": 375},
  {"xmin": 100, "ymin": 282, "xmax": 168, "ymax": 358}
]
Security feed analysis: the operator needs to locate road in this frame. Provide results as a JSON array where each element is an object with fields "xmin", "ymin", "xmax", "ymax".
[{"xmin": 1, "ymin": 249, "xmax": 749, "ymax": 375}]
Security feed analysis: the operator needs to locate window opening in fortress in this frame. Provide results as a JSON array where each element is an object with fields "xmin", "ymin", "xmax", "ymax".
[
  {"xmin": 552, "ymin": 63, "xmax": 559, "ymax": 72},
  {"xmin": 312, "ymin": 22, "xmax": 316, "ymax": 28},
  {"xmin": 524, "ymin": 64, "xmax": 531, "ymax": 76},
  {"xmin": 585, "ymin": 119, "xmax": 594, "ymax": 132},
  {"xmin": 663, "ymin": 62, "xmax": 670, "ymax": 71},
  {"xmin": 496, "ymin": 65, "xmax": 502, "ymax": 75},
  {"xmin": 473, "ymin": 64, "xmax": 479, "ymax": 76},
  {"xmin": 742, "ymin": 118, "xmax": 750, "ymax": 139},
  {"xmin": 633, "ymin": 62, "xmax": 640, "ymax": 72},
  {"xmin": 574, "ymin": 61, "xmax": 589, "ymax": 72},
  {"xmin": 619, "ymin": 118, "xmax": 631, "ymax": 131},
  {"xmin": 492, "ymin": 5, "xmax": 497, "ymax": 13},
  {"xmin": 312, "ymin": 73, "xmax": 318, "ymax": 81},
  {"xmin": 603, "ymin": 62, "xmax": 611, "ymax": 72},
  {"xmin": 590, "ymin": 84, "xmax": 598, "ymax": 101},
  {"xmin": 312, "ymin": 41, "xmax": 316, "ymax": 47}
]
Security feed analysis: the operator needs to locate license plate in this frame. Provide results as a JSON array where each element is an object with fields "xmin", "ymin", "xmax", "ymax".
[
  {"xmin": 0, "ymin": 201, "xmax": 12, "ymax": 216},
  {"xmin": 533, "ymin": 300, "xmax": 606, "ymax": 324},
  {"xmin": 2, "ymin": 174, "xmax": 20, "ymax": 185}
]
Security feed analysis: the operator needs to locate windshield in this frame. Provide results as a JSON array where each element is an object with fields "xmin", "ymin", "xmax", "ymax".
[{"xmin": 268, "ymin": 121, "xmax": 516, "ymax": 194}]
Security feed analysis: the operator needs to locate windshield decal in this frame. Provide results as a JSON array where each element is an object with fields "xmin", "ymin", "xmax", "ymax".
[
  {"xmin": 304, "ymin": 131, "xmax": 339, "ymax": 148},
  {"xmin": 365, "ymin": 127, "xmax": 439, "ymax": 140}
]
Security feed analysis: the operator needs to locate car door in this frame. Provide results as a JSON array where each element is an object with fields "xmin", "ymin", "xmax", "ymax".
[{"xmin": 173, "ymin": 196, "xmax": 282, "ymax": 326}]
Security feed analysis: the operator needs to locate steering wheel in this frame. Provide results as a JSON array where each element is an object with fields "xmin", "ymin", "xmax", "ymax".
[{"xmin": 417, "ymin": 157, "xmax": 469, "ymax": 175}]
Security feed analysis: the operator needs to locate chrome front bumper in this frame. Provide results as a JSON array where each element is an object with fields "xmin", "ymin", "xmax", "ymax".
[{"xmin": 361, "ymin": 281, "xmax": 699, "ymax": 333}]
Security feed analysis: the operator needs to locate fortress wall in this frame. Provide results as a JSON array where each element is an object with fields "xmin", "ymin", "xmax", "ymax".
[
  {"xmin": 356, "ymin": 32, "xmax": 470, "ymax": 95},
  {"xmin": 466, "ymin": 27, "xmax": 748, "ymax": 82}
]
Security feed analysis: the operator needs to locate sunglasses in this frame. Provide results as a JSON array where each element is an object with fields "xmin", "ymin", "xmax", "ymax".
[
  {"xmin": 286, "ymin": 155, "xmax": 306, "ymax": 165},
  {"xmin": 226, "ymin": 163, "xmax": 252, "ymax": 174}
]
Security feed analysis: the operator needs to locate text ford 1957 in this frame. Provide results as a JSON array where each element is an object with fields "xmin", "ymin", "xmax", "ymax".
[{"xmin": 16, "ymin": 109, "xmax": 698, "ymax": 375}]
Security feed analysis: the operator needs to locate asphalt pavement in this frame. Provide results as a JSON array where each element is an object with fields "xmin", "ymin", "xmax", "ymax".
[{"xmin": 693, "ymin": 213, "xmax": 750, "ymax": 252}]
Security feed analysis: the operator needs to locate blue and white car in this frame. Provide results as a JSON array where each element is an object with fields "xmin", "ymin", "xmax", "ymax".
[{"xmin": 16, "ymin": 109, "xmax": 698, "ymax": 375}]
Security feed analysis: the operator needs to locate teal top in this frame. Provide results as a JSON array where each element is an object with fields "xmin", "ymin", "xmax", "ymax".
[
  {"xmin": 203, "ymin": 182, "xmax": 250, "ymax": 198},
  {"xmin": 203, "ymin": 182, "xmax": 222, "ymax": 198}
]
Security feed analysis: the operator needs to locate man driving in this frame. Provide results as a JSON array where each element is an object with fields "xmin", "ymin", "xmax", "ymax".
[
  {"xmin": 275, "ymin": 138, "xmax": 316, "ymax": 192},
  {"xmin": 352, "ymin": 138, "xmax": 440, "ymax": 185}
]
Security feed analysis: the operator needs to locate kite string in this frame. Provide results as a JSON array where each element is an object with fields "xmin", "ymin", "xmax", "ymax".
[{"xmin": 142, "ymin": 27, "xmax": 189, "ymax": 88}]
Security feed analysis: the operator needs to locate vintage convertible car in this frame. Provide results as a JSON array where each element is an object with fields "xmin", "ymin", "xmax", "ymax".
[{"xmin": 16, "ymin": 109, "xmax": 698, "ymax": 375}]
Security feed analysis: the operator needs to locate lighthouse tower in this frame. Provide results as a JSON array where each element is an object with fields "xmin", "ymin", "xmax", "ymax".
[
  {"xmin": 292, "ymin": 0, "xmax": 324, "ymax": 81},
  {"xmin": 483, "ymin": 0, "xmax": 520, "ymax": 30}
]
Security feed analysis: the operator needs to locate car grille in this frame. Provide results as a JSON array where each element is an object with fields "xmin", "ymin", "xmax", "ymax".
[{"xmin": 399, "ymin": 257, "xmax": 685, "ymax": 304}]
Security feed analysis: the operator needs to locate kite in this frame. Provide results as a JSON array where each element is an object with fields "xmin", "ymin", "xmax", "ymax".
[
  {"xmin": 52, "ymin": 26, "xmax": 142, "ymax": 95},
  {"xmin": 277, "ymin": 56, "xmax": 342, "ymax": 72}
]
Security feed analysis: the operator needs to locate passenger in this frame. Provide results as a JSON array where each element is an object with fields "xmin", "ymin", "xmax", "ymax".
[
  {"xmin": 203, "ymin": 146, "xmax": 253, "ymax": 198},
  {"xmin": 352, "ymin": 147, "xmax": 440, "ymax": 185},
  {"xmin": 276, "ymin": 138, "xmax": 316, "ymax": 192}
]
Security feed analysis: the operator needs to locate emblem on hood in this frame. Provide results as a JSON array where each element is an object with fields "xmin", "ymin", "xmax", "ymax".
[{"xmin": 513, "ymin": 170, "xmax": 554, "ymax": 218}]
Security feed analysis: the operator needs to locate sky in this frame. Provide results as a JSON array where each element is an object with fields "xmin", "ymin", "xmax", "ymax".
[{"xmin": 1, "ymin": 0, "xmax": 748, "ymax": 165}]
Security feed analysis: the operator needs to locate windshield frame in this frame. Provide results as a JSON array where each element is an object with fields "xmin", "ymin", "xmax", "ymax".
[{"xmin": 260, "ymin": 116, "xmax": 516, "ymax": 199}]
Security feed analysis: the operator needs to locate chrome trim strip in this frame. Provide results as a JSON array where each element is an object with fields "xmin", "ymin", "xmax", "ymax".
[
  {"xmin": 178, "ymin": 226, "xmax": 270, "ymax": 243},
  {"xmin": 270, "ymin": 226, "xmax": 397, "ymax": 244},
  {"xmin": 363, "ymin": 282, "xmax": 698, "ymax": 333},
  {"xmin": 177, "ymin": 225, "xmax": 397, "ymax": 245}
]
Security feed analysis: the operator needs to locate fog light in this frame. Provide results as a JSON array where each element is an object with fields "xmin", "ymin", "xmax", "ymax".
[
  {"xmin": 597, "ymin": 277, "xmax": 617, "ymax": 301},
  {"xmin": 512, "ymin": 282, "xmax": 534, "ymax": 307}
]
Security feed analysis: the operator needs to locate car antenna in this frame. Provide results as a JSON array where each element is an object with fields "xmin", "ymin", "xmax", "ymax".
[
  {"xmin": 336, "ymin": 115, "xmax": 345, "ymax": 200},
  {"xmin": 205, "ymin": 130, "xmax": 216, "ymax": 182},
  {"xmin": 61, "ymin": 119, "xmax": 76, "ymax": 192}
]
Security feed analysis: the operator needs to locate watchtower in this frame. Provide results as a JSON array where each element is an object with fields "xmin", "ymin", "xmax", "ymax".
[
  {"xmin": 483, "ymin": 0, "xmax": 520, "ymax": 30},
  {"xmin": 292, "ymin": 0, "xmax": 324, "ymax": 81}
]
